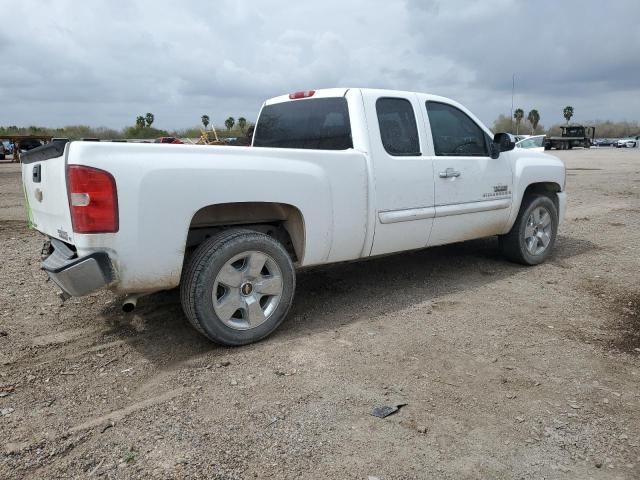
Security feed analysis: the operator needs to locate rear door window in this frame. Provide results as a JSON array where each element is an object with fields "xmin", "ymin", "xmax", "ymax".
[
  {"xmin": 426, "ymin": 101, "xmax": 489, "ymax": 156},
  {"xmin": 253, "ymin": 97, "xmax": 352, "ymax": 150},
  {"xmin": 375, "ymin": 98, "xmax": 421, "ymax": 156}
]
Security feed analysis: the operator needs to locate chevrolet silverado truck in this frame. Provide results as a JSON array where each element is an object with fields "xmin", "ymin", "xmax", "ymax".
[{"xmin": 21, "ymin": 88, "xmax": 567, "ymax": 346}]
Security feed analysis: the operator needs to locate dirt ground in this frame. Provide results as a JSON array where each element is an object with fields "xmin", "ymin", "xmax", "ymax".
[{"xmin": 1, "ymin": 148, "xmax": 639, "ymax": 479}]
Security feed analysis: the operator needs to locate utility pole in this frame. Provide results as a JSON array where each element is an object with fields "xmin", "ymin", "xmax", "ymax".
[{"xmin": 511, "ymin": 74, "xmax": 515, "ymax": 133}]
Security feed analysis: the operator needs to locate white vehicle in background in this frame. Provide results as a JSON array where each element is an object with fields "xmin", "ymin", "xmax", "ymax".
[
  {"xmin": 21, "ymin": 88, "xmax": 567, "ymax": 346},
  {"xmin": 516, "ymin": 135, "xmax": 546, "ymax": 152},
  {"xmin": 616, "ymin": 138, "xmax": 638, "ymax": 148}
]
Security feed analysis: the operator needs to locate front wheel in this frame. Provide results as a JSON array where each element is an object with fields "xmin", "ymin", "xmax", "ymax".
[
  {"xmin": 181, "ymin": 229, "xmax": 296, "ymax": 346},
  {"xmin": 499, "ymin": 194, "xmax": 558, "ymax": 265}
]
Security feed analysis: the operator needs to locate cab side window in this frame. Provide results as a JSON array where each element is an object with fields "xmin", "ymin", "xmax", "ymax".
[
  {"xmin": 376, "ymin": 98, "xmax": 421, "ymax": 156},
  {"xmin": 426, "ymin": 101, "xmax": 489, "ymax": 156}
]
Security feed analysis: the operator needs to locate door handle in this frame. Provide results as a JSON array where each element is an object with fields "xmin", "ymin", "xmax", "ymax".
[{"xmin": 439, "ymin": 168, "xmax": 461, "ymax": 178}]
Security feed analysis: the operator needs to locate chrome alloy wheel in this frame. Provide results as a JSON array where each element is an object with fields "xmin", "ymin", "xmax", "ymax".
[
  {"xmin": 524, "ymin": 206, "xmax": 553, "ymax": 256},
  {"xmin": 213, "ymin": 250, "xmax": 283, "ymax": 330}
]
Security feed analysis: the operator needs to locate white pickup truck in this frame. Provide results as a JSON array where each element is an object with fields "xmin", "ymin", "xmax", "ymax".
[{"xmin": 22, "ymin": 88, "xmax": 566, "ymax": 345}]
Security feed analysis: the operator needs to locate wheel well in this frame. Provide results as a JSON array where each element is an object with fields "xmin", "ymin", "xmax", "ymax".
[
  {"xmin": 523, "ymin": 182, "xmax": 561, "ymax": 211},
  {"xmin": 185, "ymin": 202, "xmax": 305, "ymax": 264}
]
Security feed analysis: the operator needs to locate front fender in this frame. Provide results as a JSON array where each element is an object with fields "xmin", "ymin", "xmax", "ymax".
[{"xmin": 504, "ymin": 152, "xmax": 566, "ymax": 233}]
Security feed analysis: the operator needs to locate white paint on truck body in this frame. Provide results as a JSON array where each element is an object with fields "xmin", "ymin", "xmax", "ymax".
[
  {"xmin": 65, "ymin": 141, "xmax": 369, "ymax": 292},
  {"xmin": 22, "ymin": 88, "xmax": 567, "ymax": 295}
]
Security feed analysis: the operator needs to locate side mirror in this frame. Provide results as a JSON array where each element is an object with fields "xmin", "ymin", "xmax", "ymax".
[
  {"xmin": 490, "ymin": 142, "xmax": 500, "ymax": 159},
  {"xmin": 492, "ymin": 132, "xmax": 516, "ymax": 158}
]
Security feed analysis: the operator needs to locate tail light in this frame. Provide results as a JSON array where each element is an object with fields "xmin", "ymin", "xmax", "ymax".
[
  {"xmin": 289, "ymin": 90, "xmax": 315, "ymax": 99},
  {"xmin": 67, "ymin": 165, "xmax": 119, "ymax": 233}
]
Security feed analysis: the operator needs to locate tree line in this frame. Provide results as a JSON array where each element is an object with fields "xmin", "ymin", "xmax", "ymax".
[
  {"xmin": 124, "ymin": 112, "xmax": 251, "ymax": 139},
  {"xmin": 506, "ymin": 105, "xmax": 575, "ymax": 136},
  {"xmin": 2, "ymin": 106, "xmax": 639, "ymax": 140},
  {"xmin": 201, "ymin": 115, "xmax": 248, "ymax": 133},
  {"xmin": 493, "ymin": 105, "xmax": 639, "ymax": 138},
  {"xmin": 0, "ymin": 114, "xmax": 255, "ymax": 140}
]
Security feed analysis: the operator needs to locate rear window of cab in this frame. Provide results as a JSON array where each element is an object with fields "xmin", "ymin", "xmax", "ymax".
[{"xmin": 253, "ymin": 97, "xmax": 353, "ymax": 150}]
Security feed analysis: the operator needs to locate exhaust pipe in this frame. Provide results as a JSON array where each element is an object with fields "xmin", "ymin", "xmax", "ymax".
[{"xmin": 122, "ymin": 295, "xmax": 140, "ymax": 313}]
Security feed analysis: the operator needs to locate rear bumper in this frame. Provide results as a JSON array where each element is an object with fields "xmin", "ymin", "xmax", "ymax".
[
  {"xmin": 557, "ymin": 191, "xmax": 567, "ymax": 225},
  {"xmin": 41, "ymin": 238, "xmax": 114, "ymax": 297}
]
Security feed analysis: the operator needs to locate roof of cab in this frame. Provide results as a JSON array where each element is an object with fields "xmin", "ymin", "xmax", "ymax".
[
  {"xmin": 264, "ymin": 88, "xmax": 350, "ymax": 105},
  {"xmin": 261, "ymin": 88, "xmax": 492, "ymax": 135},
  {"xmin": 263, "ymin": 87, "xmax": 458, "ymax": 106}
]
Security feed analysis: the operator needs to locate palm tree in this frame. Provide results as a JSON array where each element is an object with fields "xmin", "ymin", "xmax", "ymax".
[
  {"xmin": 201, "ymin": 115, "xmax": 210, "ymax": 129},
  {"xmin": 224, "ymin": 117, "xmax": 235, "ymax": 131},
  {"xmin": 563, "ymin": 106, "xmax": 574, "ymax": 124},
  {"xmin": 527, "ymin": 109, "xmax": 540, "ymax": 134},
  {"xmin": 145, "ymin": 113, "xmax": 154, "ymax": 128},
  {"xmin": 136, "ymin": 116, "xmax": 146, "ymax": 129},
  {"xmin": 513, "ymin": 108, "xmax": 524, "ymax": 134},
  {"xmin": 237, "ymin": 117, "xmax": 247, "ymax": 133}
]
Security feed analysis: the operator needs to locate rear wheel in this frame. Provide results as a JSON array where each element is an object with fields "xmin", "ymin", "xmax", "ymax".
[
  {"xmin": 499, "ymin": 194, "xmax": 558, "ymax": 265},
  {"xmin": 181, "ymin": 229, "xmax": 296, "ymax": 346}
]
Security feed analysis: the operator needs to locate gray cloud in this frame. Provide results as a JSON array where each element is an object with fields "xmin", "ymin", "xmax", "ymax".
[{"xmin": 1, "ymin": 0, "xmax": 639, "ymax": 130}]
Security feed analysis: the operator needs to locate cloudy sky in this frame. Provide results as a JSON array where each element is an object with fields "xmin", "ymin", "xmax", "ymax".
[{"xmin": 1, "ymin": 0, "xmax": 639, "ymax": 130}]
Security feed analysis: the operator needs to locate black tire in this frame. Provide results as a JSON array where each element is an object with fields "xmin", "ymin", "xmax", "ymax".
[
  {"xmin": 180, "ymin": 229, "xmax": 296, "ymax": 346},
  {"xmin": 499, "ymin": 194, "xmax": 558, "ymax": 265}
]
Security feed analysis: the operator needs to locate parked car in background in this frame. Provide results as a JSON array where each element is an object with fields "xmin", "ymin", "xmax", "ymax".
[
  {"xmin": 616, "ymin": 138, "xmax": 637, "ymax": 148},
  {"xmin": 516, "ymin": 135, "xmax": 545, "ymax": 152},
  {"xmin": 154, "ymin": 137, "xmax": 184, "ymax": 144},
  {"xmin": 594, "ymin": 138, "xmax": 616, "ymax": 147},
  {"xmin": 0, "ymin": 142, "xmax": 5, "ymax": 160}
]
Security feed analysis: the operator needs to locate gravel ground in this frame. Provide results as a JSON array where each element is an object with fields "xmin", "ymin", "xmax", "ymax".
[{"xmin": 1, "ymin": 148, "xmax": 639, "ymax": 479}]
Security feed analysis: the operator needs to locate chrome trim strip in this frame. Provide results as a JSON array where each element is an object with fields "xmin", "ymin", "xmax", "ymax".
[
  {"xmin": 436, "ymin": 198, "xmax": 511, "ymax": 218},
  {"xmin": 378, "ymin": 206, "xmax": 436, "ymax": 224}
]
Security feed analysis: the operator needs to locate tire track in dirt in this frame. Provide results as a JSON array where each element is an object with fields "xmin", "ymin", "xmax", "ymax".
[{"xmin": 68, "ymin": 387, "xmax": 186, "ymax": 433}]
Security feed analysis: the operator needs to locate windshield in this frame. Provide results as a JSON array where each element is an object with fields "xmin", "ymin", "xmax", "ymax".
[
  {"xmin": 253, "ymin": 97, "xmax": 353, "ymax": 150},
  {"xmin": 517, "ymin": 136, "xmax": 545, "ymax": 149}
]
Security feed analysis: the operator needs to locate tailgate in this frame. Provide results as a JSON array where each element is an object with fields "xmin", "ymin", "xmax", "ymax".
[{"xmin": 21, "ymin": 140, "xmax": 75, "ymax": 243}]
